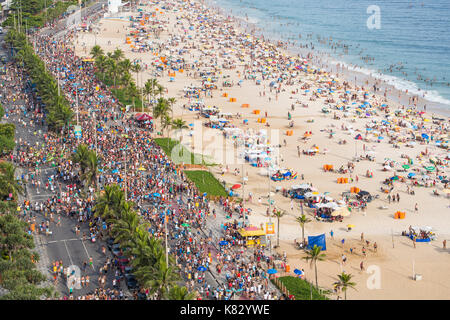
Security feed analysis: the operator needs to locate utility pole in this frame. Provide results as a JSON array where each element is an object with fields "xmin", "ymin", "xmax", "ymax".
[
  {"xmin": 76, "ymin": 85, "xmax": 79, "ymax": 125},
  {"xmin": 123, "ymin": 149, "xmax": 127, "ymax": 201},
  {"xmin": 242, "ymin": 163, "xmax": 245, "ymax": 226},
  {"xmin": 165, "ymin": 208, "xmax": 168, "ymax": 266}
]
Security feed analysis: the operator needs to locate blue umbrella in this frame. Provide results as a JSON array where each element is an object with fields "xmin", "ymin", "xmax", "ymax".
[
  {"xmin": 219, "ymin": 240, "xmax": 228, "ymax": 246},
  {"xmin": 378, "ymin": 136, "xmax": 384, "ymax": 140},
  {"xmin": 294, "ymin": 269, "xmax": 304, "ymax": 275},
  {"xmin": 198, "ymin": 266, "xmax": 207, "ymax": 272},
  {"xmin": 153, "ymin": 193, "xmax": 161, "ymax": 197},
  {"xmin": 408, "ymin": 172, "xmax": 416, "ymax": 178},
  {"xmin": 267, "ymin": 269, "xmax": 278, "ymax": 275},
  {"xmin": 422, "ymin": 133, "xmax": 429, "ymax": 140}
]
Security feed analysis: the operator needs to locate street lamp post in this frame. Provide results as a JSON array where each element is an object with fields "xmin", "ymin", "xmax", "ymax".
[{"xmin": 123, "ymin": 149, "xmax": 127, "ymax": 201}]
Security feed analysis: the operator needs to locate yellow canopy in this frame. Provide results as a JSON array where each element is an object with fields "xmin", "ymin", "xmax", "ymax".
[{"xmin": 239, "ymin": 228, "xmax": 266, "ymax": 237}]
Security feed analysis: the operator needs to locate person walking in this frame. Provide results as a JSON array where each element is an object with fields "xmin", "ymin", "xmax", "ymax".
[
  {"xmin": 330, "ymin": 230, "xmax": 334, "ymax": 239},
  {"xmin": 443, "ymin": 239, "xmax": 446, "ymax": 249},
  {"xmin": 415, "ymin": 203, "xmax": 418, "ymax": 213},
  {"xmin": 360, "ymin": 261, "xmax": 364, "ymax": 272}
]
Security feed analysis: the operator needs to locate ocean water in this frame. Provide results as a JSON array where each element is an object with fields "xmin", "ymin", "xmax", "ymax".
[{"xmin": 211, "ymin": 0, "xmax": 450, "ymax": 109}]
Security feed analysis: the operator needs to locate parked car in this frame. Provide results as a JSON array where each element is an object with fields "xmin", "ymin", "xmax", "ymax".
[
  {"xmin": 111, "ymin": 243, "xmax": 121, "ymax": 256},
  {"xmin": 125, "ymin": 274, "xmax": 138, "ymax": 290}
]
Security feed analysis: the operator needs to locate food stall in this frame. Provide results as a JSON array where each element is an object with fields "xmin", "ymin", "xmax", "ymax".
[{"xmin": 236, "ymin": 226, "xmax": 267, "ymax": 247}]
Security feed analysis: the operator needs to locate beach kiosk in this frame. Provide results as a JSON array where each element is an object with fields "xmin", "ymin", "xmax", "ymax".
[{"xmin": 237, "ymin": 226, "xmax": 267, "ymax": 248}]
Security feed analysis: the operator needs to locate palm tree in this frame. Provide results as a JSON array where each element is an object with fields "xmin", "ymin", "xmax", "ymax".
[
  {"xmin": 272, "ymin": 209, "xmax": 285, "ymax": 248},
  {"xmin": 333, "ymin": 272, "xmax": 357, "ymax": 300},
  {"xmin": 119, "ymin": 58, "xmax": 132, "ymax": 75},
  {"xmin": 108, "ymin": 201, "xmax": 144, "ymax": 247},
  {"xmin": 296, "ymin": 214, "xmax": 311, "ymax": 245},
  {"xmin": 94, "ymin": 184, "xmax": 125, "ymax": 221},
  {"xmin": 136, "ymin": 257, "xmax": 180, "ymax": 300},
  {"xmin": 144, "ymin": 79, "xmax": 158, "ymax": 105},
  {"xmin": 72, "ymin": 144, "xmax": 90, "ymax": 176},
  {"xmin": 171, "ymin": 118, "xmax": 188, "ymax": 141},
  {"xmin": 153, "ymin": 97, "xmax": 170, "ymax": 132},
  {"xmin": 112, "ymin": 48, "xmax": 124, "ymax": 63},
  {"xmin": 81, "ymin": 150, "xmax": 99, "ymax": 190},
  {"xmin": 131, "ymin": 63, "xmax": 141, "ymax": 86},
  {"xmin": 303, "ymin": 245, "xmax": 326, "ymax": 289},
  {"xmin": 155, "ymin": 84, "xmax": 165, "ymax": 98},
  {"xmin": 106, "ymin": 58, "xmax": 119, "ymax": 88},
  {"xmin": 168, "ymin": 285, "xmax": 197, "ymax": 300},
  {"xmin": 143, "ymin": 80, "xmax": 154, "ymax": 111},
  {"xmin": 95, "ymin": 55, "xmax": 108, "ymax": 80},
  {"xmin": 0, "ymin": 162, "xmax": 23, "ymax": 200},
  {"xmin": 161, "ymin": 114, "xmax": 172, "ymax": 138},
  {"xmin": 90, "ymin": 45, "xmax": 104, "ymax": 59},
  {"xmin": 167, "ymin": 97, "xmax": 176, "ymax": 119}
]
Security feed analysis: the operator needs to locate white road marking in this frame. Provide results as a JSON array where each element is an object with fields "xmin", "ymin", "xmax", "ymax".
[
  {"xmin": 81, "ymin": 240, "xmax": 94, "ymax": 271},
  {"xmin": 63, "ymin": 240, "xmax": 74, "ymax": 266}
]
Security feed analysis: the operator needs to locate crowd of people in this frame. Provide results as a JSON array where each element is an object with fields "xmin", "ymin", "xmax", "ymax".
[{"xmin": 1, "ymin": 4, "xmax": 283, "ymax": 300}]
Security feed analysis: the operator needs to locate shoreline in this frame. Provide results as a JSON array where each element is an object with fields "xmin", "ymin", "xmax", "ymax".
[{"xmin": 208, "ymin": 0, "xmax": 450, "ymax": 118}]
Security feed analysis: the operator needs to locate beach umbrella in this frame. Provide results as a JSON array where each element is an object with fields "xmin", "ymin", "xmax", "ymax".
[
  {"xmin": 153, "ymin": 192, "xmax": 161, "ymax": 197},
  {"xmin": 441, "ymin": 179, "xmax": 449, "ymax": 184},
  {"xmin": 421, "ymin": 133, "xmax": 429, "ymax": 140},
  {"xmin": 231, "ymin": 184, "xmax": 241, "ymax": 190},
  {"xmin": 219, "ymin": 240, "xmax": 228, "ymax": 246},
  {"xmin": 267, "ymin": 269, "xmax": 278, "ymax": 275},
  {"xmin": 293, "ymin": 269, "xmax": 304, "ymax": 275},
  {"xmin": 197, "ymin": 266, "xmax": 207, "ymax": 272},
  {"xmin": 347, "ymin": 224, "xmax": 355, "ymax": 228},
  {"xmin": 181, "ymin": 223, "xmax": 190, "ymax": 227},
  {"xmin": 408, "ymin": 172, "xmax": 416, "ymax": 178},
  {"xmin": 402, "ymin": 164, "xmax": 410, "ymax": 170},
  {"xmin": 354, "ymin": 134, "xmax": 362, "ymax": 140}
]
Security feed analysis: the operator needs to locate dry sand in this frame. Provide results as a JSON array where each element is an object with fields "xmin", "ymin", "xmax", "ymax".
[{"xmin": 71, "ymin": 1, "xmax": 450, "ymax": 299}]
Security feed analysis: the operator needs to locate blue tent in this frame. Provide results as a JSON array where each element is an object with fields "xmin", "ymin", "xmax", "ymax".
[
  {"xmin": 307, "ymin": 234, "xmax": 327, "ymax": 251},
  {"xmin": 267, "ymin": 269, "xmax": 278, "ymax": 275}
]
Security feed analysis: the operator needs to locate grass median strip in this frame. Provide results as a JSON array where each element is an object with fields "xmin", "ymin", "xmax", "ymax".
[
  {"xmin": 153, "ymin": 138, "xmax": 226, "ymax": 196},
  {"xmin": 184, "ymin": 170, "xmax": 227, "ymax": 197},
  {"xmin": 273, "ymin": 276, "xmax": 329, "ymax": 300}
]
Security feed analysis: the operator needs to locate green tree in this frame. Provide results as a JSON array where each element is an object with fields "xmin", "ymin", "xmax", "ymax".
[
  {"xmin": 333, "ymin": 272, "xmax": 357, "ymax": 300},
  {"xmin": 81, "ymin": 150, "xmax": 99, "ymax": 190},
  {"xmin": 94, "ymin": 184, "xmax": 125, "ymax": 221},
  {"xmin": 296, "ymin": 214, "xmax": 311, "ymax": 245},
  {"xmin": 90, "ymin": 45, "xmax": 104, "ymax": 59},
  {"xmin": 168, "ymin": 285, "xmax": 197, "ymax": 300},
  {"xmin": 71, "ymin": 144, "xmax": 90, "ymax": 176},
  {"xmin": 0, "ymin": 162, "xmax": 23, "ymax": 200},
  {"xmin": 303, "ymin": 245, "xmax": 326, "ymax": 289},
  {"xmin": 272, "ymin": 209, "xmax": 285, "ymax": 248}
]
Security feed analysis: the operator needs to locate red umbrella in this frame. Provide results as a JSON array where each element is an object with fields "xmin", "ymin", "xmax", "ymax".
[{"xmin": 231, "ymin": 184, "xmax": 241, "ymax": 189}]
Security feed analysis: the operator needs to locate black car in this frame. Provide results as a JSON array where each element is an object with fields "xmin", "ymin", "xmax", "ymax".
[
  {"xmin": 106, "ymin": 237, "xmax": 115, "ymax": 249},
  {"xmin": 125, "ymin": 274, "xmax": 138, "ymax": 290}
]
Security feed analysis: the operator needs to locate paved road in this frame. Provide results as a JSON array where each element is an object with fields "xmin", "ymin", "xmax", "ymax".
[{"xmin": 0, "ymin": 28, "xmax": 131, "ymax": 298}]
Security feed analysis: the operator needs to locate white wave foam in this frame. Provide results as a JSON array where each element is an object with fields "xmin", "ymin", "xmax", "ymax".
[{"xmin": 329, "ymin": 60, "xmax": 450, "ymax": 107}]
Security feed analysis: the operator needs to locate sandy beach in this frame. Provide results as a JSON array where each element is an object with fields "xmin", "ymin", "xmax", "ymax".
[{"xmin": 71, "ymin": 0, "xmax": 450, "ymax": 299}]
